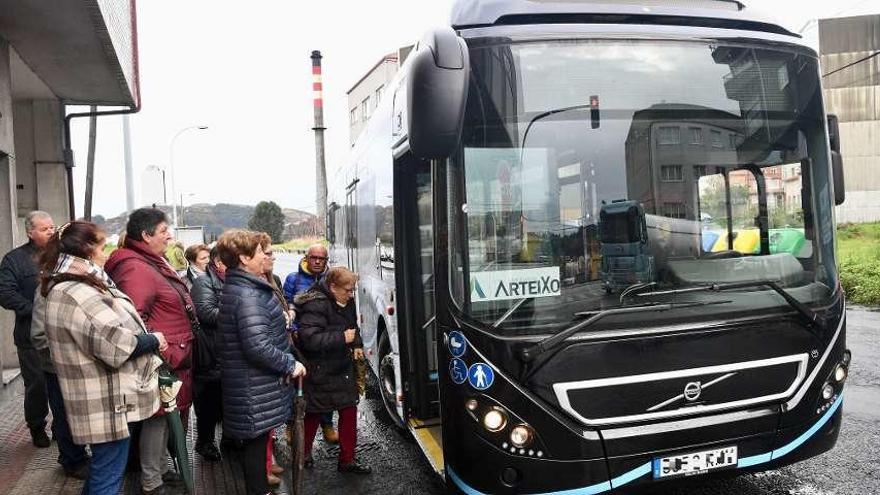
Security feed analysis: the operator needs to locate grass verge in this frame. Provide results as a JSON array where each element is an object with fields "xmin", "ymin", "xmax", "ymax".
[{"xmin": 837, "ymin": 222, "xmax": 880, "ymax": 306}]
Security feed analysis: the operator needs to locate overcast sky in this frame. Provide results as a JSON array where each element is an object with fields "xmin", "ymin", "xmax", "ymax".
[{"xmin": 68, "ymin": 0, "xmax": 879, "ymax": 219}]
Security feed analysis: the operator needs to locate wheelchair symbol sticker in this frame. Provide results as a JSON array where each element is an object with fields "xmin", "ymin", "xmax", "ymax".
[
  {"xmin": 450, "ymin": 358, "xmax": 468, "ymax": 385},
  {"xmin": 448, "ymin": 331, "xmax": 467, "ymax": 358},
  {"xmin": 468, "ymin": 362, "xmax": 494, "ymax": 390}
]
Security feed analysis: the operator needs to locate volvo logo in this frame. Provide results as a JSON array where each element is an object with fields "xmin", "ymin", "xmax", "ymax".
[
  {"xmin": 684, "ymin": 381, "xmax": 702, "ymax": 402},
  {"xmin": 647, "ymin": 373, "xmax": 737, "ymax": 412}
]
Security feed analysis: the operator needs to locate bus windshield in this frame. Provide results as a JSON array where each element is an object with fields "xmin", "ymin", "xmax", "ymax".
[{"xmin": 447, "ymin": 38, "xmax": 838, "ymax": 333}]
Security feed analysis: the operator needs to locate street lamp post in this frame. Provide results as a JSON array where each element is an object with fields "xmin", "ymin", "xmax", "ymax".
[
  {"xmin": 169, "ymin": 125, "xmax": 208, "ymax": 228},
  {"xmin": 180, "ymin": 192, "xmax": 195, "ymax": 227}
]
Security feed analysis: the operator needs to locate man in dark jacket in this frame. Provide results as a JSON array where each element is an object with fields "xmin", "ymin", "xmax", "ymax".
[
  {"xmin": 190, "ymin": 248, "xmax": 225, "ymax": 461},
  {"xmin": 0, "ymin": 211, "xmax": 54, "ymax": 448},
  {"xmin": 105, "ymin": 208, "xmax": 194, "ymax": 495},
  {"xmin": 281, "ymin": 243, "xmax": 338, "ymax": 443}
]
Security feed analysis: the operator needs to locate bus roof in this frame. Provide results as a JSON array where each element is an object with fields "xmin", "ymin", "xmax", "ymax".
[{"xmin": 449, "ymin": 0, "xmax": 798, "ymax": 38}]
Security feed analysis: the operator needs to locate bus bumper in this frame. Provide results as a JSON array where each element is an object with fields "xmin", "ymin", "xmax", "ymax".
[{"xmin": 446, "ymin": 394, "xmax": 842, "ymax": 494}]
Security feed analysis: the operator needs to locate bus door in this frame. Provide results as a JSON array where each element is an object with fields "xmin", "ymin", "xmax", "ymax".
[
  {"xmin": 393, "ymin": 152, "xmax": 439, "ymax": 420},
  {"xmin": 345, "ymin": 180, "xmax": 358, "ymax": 271}
]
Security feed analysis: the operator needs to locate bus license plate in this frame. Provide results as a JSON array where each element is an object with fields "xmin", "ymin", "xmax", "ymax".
[{"xmin": 653, "ymin": 446, "xmax": 737, "ymax": 479}]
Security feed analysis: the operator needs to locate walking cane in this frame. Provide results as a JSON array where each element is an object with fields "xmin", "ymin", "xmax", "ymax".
[{"xmin": 291, "ymin": 376, "xmax": 306, "ymax": 494}]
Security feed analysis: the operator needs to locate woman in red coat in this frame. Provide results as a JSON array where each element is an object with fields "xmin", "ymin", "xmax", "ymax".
[{"xmin": 105, "ymin": 208, "xmax": 194, "ymax": 495}]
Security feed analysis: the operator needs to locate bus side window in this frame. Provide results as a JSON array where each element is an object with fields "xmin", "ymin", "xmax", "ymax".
[
  {"xmin": 376, "ymin": 204, "xmax": 394, "ymax": 266},
  {"xmin": 336, "ymin": 205, "xmax": 346, "ymax": 249},
  {"xmin": 327, "ymin": 203, "xmax": 338, "ymax": 244}
]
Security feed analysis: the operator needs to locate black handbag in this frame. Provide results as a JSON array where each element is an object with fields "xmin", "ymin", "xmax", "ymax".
[
  {"xmin": 167, "ymin": 282, "xmax": 214, "ymax": 373},
  {"xmin": 143, "ymin": 261, "xmax": 215, "ymax": 373}
]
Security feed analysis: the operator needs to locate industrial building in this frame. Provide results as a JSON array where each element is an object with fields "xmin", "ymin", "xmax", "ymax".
[
  {"xmin": 347, "ymin": 46, "xmax": 412, "ymax": 146},
  {"xmin": 820, "ymin": 14, "xmax": 880, "ymax": 223}
]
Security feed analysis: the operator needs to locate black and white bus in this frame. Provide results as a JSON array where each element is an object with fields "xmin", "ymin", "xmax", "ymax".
[{"xmin": 327, "ymin": 1, "xmax": 851, "ymax": 492}]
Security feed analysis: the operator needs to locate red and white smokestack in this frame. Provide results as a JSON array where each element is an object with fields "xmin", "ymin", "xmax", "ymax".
[
  {"xmin": 312, "ymin": 50, "xmax": 324, "ymax": 114},
  {"xmin": 310, "ymin": 50, "xmax": 328, "ymax": 236}
]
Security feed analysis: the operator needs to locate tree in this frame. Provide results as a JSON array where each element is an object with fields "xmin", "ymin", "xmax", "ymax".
[{"xmin": 248, "ymin": 201, "xmax": 286, "ymax": 243}]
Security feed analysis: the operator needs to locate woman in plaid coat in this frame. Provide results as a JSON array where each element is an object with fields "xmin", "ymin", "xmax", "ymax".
[{"xmin": 39, "ymin": 222, "xmax": 168, "ymax": 495}]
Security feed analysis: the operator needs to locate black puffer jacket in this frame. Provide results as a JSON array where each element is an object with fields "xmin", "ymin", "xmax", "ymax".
[
  {"xmin": 191, "ymin": 265, "xmax": 223, "ymax": 381},
  {"xmin": 217, "ymin": 268, "xmax": 295, "ymax": 440},
  {"xmin": 294, "ymin": 281, "xmax": 363, "ymax": 413},
  {"xmin": 0, "ymin": 242, "xmax": 39, "ymax": 348}
]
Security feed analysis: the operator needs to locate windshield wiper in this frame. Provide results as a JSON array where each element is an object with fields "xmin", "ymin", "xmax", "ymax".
[
  {"xmin": 518, "ymin": 300, "xmax": 731, "ymax": 363},
  {"xmin": 635, "ymin": 279, "xmax": 825, "ymax": 336},
  {"xmin": 492, "ymin": 297, "xmax": 530, "ymax": 328}
]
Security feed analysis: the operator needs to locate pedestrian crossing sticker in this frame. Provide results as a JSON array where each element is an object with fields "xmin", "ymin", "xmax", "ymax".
[
  {"xmin": 448, "ymin": 331, "xmax": 467, "ymax": 358},
  {"xmin": 468, "ymin": 362, "xmax": 494, "ymax": 390},
  {"xmin": 450, "ymin": 358, "xmax": 468, "ymax": 385}
]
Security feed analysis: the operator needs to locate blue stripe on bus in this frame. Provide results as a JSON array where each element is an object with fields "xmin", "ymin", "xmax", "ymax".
[
  {"xmin": 737, "ymin": 452, "xmax": 772, "ymax": 468},
  {"xmin": 610, "ymin": 462, "xmax": 652, "ymax": 489},
  {"xmin": 447, "ymin": 393, "xmax": 844, "ymax": 494},
  {"xmin": 739, "ymin": 392, "xmax": 843, "ymax": 468},
  {"xmin": 429, "ymin": 371, "xmax": 439, "ymax": 381}
]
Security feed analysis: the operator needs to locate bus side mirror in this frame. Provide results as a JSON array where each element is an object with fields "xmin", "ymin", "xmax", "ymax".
[
  {"xmin": 407, "ymin": 27, "xmax": 470, "ymax": 159},
  {"xmin": 827, "ymin": 114, "xmax": 845, "ymax": 205}
]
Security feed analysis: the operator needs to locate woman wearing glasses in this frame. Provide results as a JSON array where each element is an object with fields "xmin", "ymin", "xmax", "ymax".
[
  {"xmin": 281, "ymin": 243, "xmax": 339, "ymax": 443},
  {"xmin": 294, "ymin": 266, "xmax": 370, "ymax": 474}
]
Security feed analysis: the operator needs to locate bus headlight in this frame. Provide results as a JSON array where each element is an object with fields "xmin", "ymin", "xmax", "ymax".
[
  {"xmin": 483, "ymin": 408, "xmax": 508, "ymax": 432},
  {"xmin": 465, "ymin": 398, "xmax": 479, "ymax": 412},
  {"xmin": 821, "ymin": 383, "xmax": 834, "ymax": 400},
  {"xmin": 509, "ymin": 424, "xmax": 534, "ymax": 448},
  {"xmin": 834, "ymin": 364, "xmax": 847, "ymax": 382}
]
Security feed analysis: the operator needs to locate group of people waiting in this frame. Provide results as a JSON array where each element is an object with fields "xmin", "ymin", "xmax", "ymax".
[{"xmin": 0, "ymin": 208, "xmax": 371, "ymax": 495}]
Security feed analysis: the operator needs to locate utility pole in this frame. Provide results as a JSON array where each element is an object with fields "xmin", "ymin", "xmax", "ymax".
[
  {"xmin": 83, "ymin": 105, "xmax": 98, "ymax": 220},
  {"xmin": 311, "ymin": 50, "xmax": 328, "ymax": 237},
  {"xmin": 122, "ymin": 114, "xmax": 135, "ymax": 212}
]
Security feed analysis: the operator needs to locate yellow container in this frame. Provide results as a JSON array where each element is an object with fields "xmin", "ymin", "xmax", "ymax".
[{"xmin": 711, "ymin": 229, "xmax": 760, "ymax": 254}]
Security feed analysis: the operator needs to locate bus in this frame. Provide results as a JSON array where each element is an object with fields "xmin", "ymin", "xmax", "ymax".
[{"xmin": 326, "ymin": 0, "xmax": 850, "ymax": 493}]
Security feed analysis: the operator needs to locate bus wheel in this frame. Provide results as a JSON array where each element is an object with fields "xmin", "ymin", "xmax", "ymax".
[{"xmin": 378, "ymin": 331, "xmax": 405, "ymax": 429}]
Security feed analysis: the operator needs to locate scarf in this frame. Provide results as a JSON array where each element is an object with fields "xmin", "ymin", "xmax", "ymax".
[{"xmin": 53, "ymin": 253, "xmax": 116, "ymax": 289}]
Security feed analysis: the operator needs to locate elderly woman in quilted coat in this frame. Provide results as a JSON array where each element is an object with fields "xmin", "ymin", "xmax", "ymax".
[
  {"xmin": 40, "ymin": 221, "xmax": 167, "ymax": 495},
  {"xmin": 215, "ymin": 229, "xmax": 306, "ymax": 495}
]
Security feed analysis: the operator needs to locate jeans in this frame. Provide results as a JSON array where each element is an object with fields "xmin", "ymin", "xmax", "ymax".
[
  {"xmin": 17, "ymin": 346, "xmax": 48, "ymax": 431},
  {"xmin": 321, "ymin": 411, "xmax": 334, "ymax": 428},
  {"xmin": 45, "ymin": 372, "xmax": 88, "ymax": 468},
  {"xmin": 240, "ymin": 431, "xmax": 270, "ymax": 495},
  {"xmin": 82, "ymin": 437, "xmax": 130, "ymax": 495}
]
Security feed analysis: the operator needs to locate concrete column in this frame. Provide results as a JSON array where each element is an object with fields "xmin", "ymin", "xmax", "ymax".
[
  {"xmin": 31, "ymin": 99, "xmax": 68, "ymax": 223},
  {"xmin": 13, "ymin": 99, "xmax": 68, "ymax": 230},
  {"xmin": 12, "ymin": 101, "xmax": 35, "ymax": 216},
  {"xmin": 0, "ymin": 37, "xmax": 19, "ymax": 376}
]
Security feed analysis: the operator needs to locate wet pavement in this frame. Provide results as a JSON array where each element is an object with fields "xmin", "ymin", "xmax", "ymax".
[
  {"xmin": 0, "ymin": 306, "xmax": 876, "ymax": 494},
  {"xmin": 274, "ymin": 373, "xmax": 445, "ymax": 495}
]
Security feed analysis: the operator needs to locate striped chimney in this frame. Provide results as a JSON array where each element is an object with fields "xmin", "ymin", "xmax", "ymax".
[{"xmin": 311, "ymin": 50, "xmax": 328, "ymax": 236}]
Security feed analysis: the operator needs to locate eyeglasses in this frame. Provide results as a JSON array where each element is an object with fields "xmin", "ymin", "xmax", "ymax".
[{"xmin": 308, "ymin": 256, "xmax": 328, "ymax": 262}]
